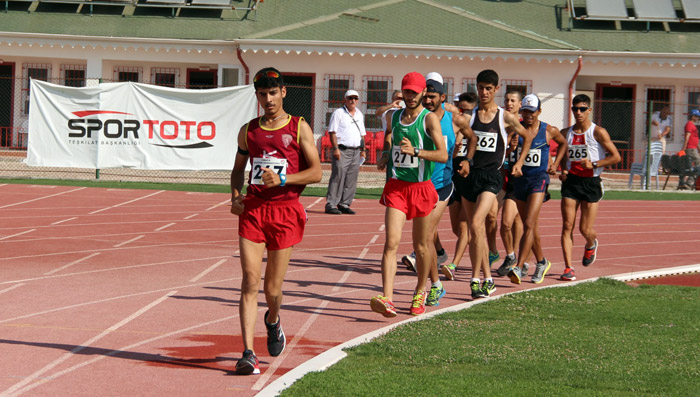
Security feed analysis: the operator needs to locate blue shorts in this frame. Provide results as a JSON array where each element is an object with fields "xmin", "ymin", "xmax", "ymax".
[{"xmin": 512, "ymin": 172, "xmax": 549, "ymax": 202}]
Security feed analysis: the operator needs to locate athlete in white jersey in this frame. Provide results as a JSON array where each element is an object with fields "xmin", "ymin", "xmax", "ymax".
[{"xmin": 559, "ymin": 94, "xmax": 620, "ymax": 282}]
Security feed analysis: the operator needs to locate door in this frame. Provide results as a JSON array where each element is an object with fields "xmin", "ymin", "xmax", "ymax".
[
  {"xmin": 281, "ymin": 73, "xmax": 315, "ymax": 130},
  {"xmin": 187, "ymin": 69, "xmax": 217, "ymax": 89},
  {"xmin": 595, "ymin": 84, "xmax": 635, "ymax": 169},
  {"xmin": 0, "ymin": 63, "xmax": 14, "ymax": 148}
]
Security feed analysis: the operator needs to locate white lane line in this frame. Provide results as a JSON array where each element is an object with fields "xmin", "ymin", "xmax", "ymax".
[
  {"xmin": 0, "ymin": 187, "xmax": 86, "ymax": 209},
  {"xmin": 0, "ymin": 283, "xmax": 25, "ymax": 295},
  {"xmin": 0, "ymin": 229, "xmax": 36, "ymax": 241},
  {"xmin": 50, "ymin": 217, "xmax": 77, "ymax": 226},
  {"xmin": 189, "ymin": 258, "xmax": 228, "ymax": 283},
  {"xmin": 205, "ymin": 199, "xmax": 230, "ymax": 211},
  {"xmin": 306, "ymin": 197, "xmax": 323, "ymax": 209},
  {"xmin": 3, "ymin": 290, "xmax": 177, "ymax": 396},
  {"xmin": 89, "ymin": 190, "xmax": 165, "ymax": 215},
  {"xmin": 0, "ymin": 184, "xmax": 6, "ymax": 187},
  {"xmin": 113, "ymin": 235, "xmax": 144, "ymax": 248},
  {"xmin": 44, "ymin": 253, "xmax": 101, "ymax": 276},
  {"xmin": 154, "ymin": 223, "xmax": 176, "ymax": 232},
  {"xmin": 184, "ymin": 214, "xmax": 199, "ymax": 220}
]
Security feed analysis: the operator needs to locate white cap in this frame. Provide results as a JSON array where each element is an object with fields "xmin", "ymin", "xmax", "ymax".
[
  {"xmin": 521, "ymin": 94, "xmax": 540, "ymax": 112},
  {"xmin": 453, "ymin": 92, "xmax": 461, "ymax": 102},
  {"xmin": 344, "ymin": 89, "xmax": 360, "ymax": 98},
  {"xmin": 424, "ymin": 72, "xmax": 443, "ymax": 85}
]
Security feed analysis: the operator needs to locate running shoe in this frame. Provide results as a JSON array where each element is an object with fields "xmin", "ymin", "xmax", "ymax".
[
  {"xmin": 560, "ymin": 267, "xmax": 576, "ymax": 281},
  {"xmin": 481, "ymin": 279, "xmax": 496, "ymax": 297},
  {"xmin": 264, "ymin": 310, "xmax": 286, "ymax": 357},
  {"xmin": 531, "ymin": 259, "xmax": 551, "ymax": 284},
  {"xmin": 370, "ymin": 295, "xmax": 397, "ymax": 318},
  {"xmin": 582, "ymin": 239, "xmax": 598, "ymax": 267},
  {"xmin": 521, "ymin": 262, "xmax": 530, "ymax": 278},
  {"xmin": 410, "ymin": 290, "xmax": 428, "ymax": 315},
  {"xmin": 488, "ymin": 251, "xmax": 500, "ymax": 269},
  {"xmin": 402, "ymin": 252, "xmax": 417, "ymax": 272},
  {"xmin": 442, "ymin": 263, "xmax": 457, "ymax": 281},
  {"xmin": 236, "ymin": 349, "xmax": 260, "ymax": 375},
  {"xmin": 496, "ymin": 255, "xmax": 516, "ymax": 277},
  {"xmin": 507, "ymin": 266, "xmax": 522, "ymax": 284},
  {"xmin": 471, "ymin": 281, "xmax": 485, "ymax": 299},
  {"xmin": 437, "ymin": 251, "xmax": 449, "ymax": 268},
  {"xmin": 426, "ymin": 284, "xmax": 446, "ymax": 306}
]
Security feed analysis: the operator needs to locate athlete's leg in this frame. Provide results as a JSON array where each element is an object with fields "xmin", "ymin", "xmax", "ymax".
[
  {"xmin": 239, "ymin": 237, "xmax": 267, "ymax": 353},
  {"xmin": 486, "ymin": 198, "xmax": 499, "ymax": 257},
  {"xmin": 381, "ymin": 207, "xmax": 407, "ymax": 300},
  {"xmin": 263, "ymin": 246, "xmax": 294, "ymax": 326},
  {"xmin": 428, "ymin": 200, "xmax": 449, "ymax": 283},
  {"xmin": 500, "ymin": 198, "xmax": 518, "ymax": 256},
  {"xmin": 579, "ymin": 201, "xmax": 600, "ymax": 248},
  {"xmin": 560, "ymin": 197, "xmax": 579, "ymax": 269},
  {"xmin": 412, "ymin": 213, "xmax": 435, "ymax": 294},
  {"xmin": 515, "ymin": 192, "xmax": 546, "ymax": 268},
  {"xmin": 465, "ymin": 192, "xmax": 497, "ymax": 280},
  {"xmin": 448, "ymin": 199, "xmax": 470, "ymax": 266}
]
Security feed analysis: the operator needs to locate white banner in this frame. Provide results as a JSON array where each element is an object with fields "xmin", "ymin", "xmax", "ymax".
[{"xmin": 26, "ymin": 80, "xmax": 257, "ymax": 170}]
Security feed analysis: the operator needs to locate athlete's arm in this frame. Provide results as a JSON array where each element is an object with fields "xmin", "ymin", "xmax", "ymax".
[
  {"xmin": 584, "ymin": 125, "xmax": 621, "ymax": 169},
  {"xmin": 377, "ymin": 110, "xmax": 395, "ymax": 171},
  {"xmin": 453, "ymin": 113, "xmax": 476, "ymax": 176},
  {"xmin": 230, "ymin": 124, "xmax": 249, "ymax": 215},
  {"xmin": 443, "ymin": 102, "xmax": 459, "ymax": 115},
  {"xmin": 399, "ymin": 111, "xmax": 447, "ymax": 163},
  {"xmin": 547, "ymin": 125, "xmax": 568, "ymax": 175},
  {"xmin": 375, "ymin": 100, "xmax": 402, "ymax": 117},
  {"xmin": 505, "ymin": 111, "xmax": 532, "ymax": 177}
]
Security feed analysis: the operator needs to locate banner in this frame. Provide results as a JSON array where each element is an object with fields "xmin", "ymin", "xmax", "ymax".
[{"xmin": 26, "ymin": 80, "xmax": 257, "ymax": 170}]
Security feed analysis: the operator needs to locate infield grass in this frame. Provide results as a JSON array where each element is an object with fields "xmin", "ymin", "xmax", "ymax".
[{"xmin": 281, "ymin": 279, "xmax": 700, "ymax": 396}]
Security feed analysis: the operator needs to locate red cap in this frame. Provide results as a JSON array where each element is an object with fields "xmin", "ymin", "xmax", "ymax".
[{"xmin": 401, "ymin": 72, "xmax": 426, "ymax": 93}]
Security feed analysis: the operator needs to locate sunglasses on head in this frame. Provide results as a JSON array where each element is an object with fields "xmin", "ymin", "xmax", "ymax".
[
  {"xmin": 253, "ymin": 70, "xmax": 280, "ymax": 83},
  {"xmin": 571, "ymin": 106, "xmax": 589, "ymax": 113}
]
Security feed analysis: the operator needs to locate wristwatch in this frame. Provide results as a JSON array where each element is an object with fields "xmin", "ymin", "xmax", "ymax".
[
  {"xmin": 466, "ymin": 157, "xmax": 474, "ymax": 166},
  {"xmin": 592, "ymin": 161, "xmax": 599, "ymax": 169},
  {"xmin": 279, "ymin": 174, "xmax": 287, "ymax": 186},
  {"xmin": 414, "ymin": 147, "xmax": 420, "ymax": 157}
]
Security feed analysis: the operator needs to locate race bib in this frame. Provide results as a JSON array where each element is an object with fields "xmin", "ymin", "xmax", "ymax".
[
  {"xmin": 475, "ymin": 131, "xmax": 497, "ymax": 152},
  {"xmin": 568, "ymin": 144, "xmax": 588, "ymax": 162},
  {"xmin": 519, "ymin": 148, "xmax": 542, "ymax": 167},
  {"xmin": 251, "ymin": 157, "xmax": 287, "ymax": 185},
  {"xmin": 457, "ymin": 138, "xmax": 468, "ymax": 157},
  {"xmin": 392, "ymin": 145, "xmax": 418, "ymax": 168}
]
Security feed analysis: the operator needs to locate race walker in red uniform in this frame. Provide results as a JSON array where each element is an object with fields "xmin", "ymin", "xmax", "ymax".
[{"xmin": 230, "ymin": 67, "xmax": 322, "ymax": 375}]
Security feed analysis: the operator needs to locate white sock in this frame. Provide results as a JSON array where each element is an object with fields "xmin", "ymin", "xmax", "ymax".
[
  {"xmin": 432, "ymin": 281, "xmax": 442, "ymax": 289},
  {"xmin": 507, "ymin": 252, "xmax": 515, "ymax": 259},
  {"xmin": 471, "ymin": 278, "xmax": 480, "ymax": 284}
]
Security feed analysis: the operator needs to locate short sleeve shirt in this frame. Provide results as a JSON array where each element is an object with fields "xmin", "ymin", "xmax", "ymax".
[{"xmin": 328, "ymin": 106, "xmax": 366, "ymax": 147}]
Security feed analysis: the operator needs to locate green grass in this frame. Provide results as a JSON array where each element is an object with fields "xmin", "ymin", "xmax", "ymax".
[
  {"xmin": 2, "ymin": 178, "xmax": 700, "ymax": 200},
  {"xmin": 281, "ymin": 279, "xmax": 700, "ymax": 396}
]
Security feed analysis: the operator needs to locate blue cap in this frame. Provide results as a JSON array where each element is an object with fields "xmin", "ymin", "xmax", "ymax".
[{"xmin": 691, "ymin": 109, "xmax": 700, "ymax": 117}]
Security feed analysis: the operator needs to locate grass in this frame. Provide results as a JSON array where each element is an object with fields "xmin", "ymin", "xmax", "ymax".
[
  {"xmin": 2, "ymin": 178, "xmax": 700, "ymax": 200},
  {"xmin": 281, "ymin": 279, "xmax": 700, "ymax": 396}
]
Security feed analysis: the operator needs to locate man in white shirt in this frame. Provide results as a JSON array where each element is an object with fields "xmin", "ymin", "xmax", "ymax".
[
  {"xmin": 325, "ymin": 89, "xmax": 367, "ymax": 214},
  {"xmin": 651, "ymin": 105, "xmax": 672, "ymax": 154}
]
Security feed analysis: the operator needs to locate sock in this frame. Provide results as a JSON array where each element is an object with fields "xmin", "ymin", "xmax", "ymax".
[
  {"xmin": 486, "ymin": 278, "xmax": 493, "ymax": 283},
  {"xmin": 538, "ymin": 258, "xmax": 547, "ymax": 265},
  {"xmin": 587, "ymin": 241, "xmax": 597, "ymax": 249},
  {"xmin": 432, "ymin": 281, "xmax": 442, "ymax": 289},
  {"xmin": 507, "ymin": 252, "xmax": 515, "ymax": 259},
  {"xmin": 436, "ymin": 248, "xmax": 445, "ymax": 256},
  {"xmin": 471, "ymin": 278, "xmax": 480, "ymax": 284}
]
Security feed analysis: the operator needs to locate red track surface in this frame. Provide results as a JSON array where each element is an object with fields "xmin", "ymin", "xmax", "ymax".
[{"xmin": 1, "ymin": 184, "xmax": 700, "ymax": 396}]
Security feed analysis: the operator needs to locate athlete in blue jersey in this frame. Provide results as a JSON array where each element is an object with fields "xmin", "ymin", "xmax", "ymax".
[{"xmin": 507, "ymin": 94, "xmax": 568, "ymax": 285}]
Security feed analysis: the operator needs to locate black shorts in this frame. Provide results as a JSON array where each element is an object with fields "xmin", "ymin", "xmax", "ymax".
[
  {"xmin": 513, "ymin": 172, "xmax": 550, "ymax": 202},
  {"xmin": 450, "ymin": 158, "xmax": 467, "ymax": 205},
  {"xmin": 561, "ymin": 174, "xmax": 603, "ymax": 203},
  {"xmin": 460, "ymin": 168, "xmax": 504, "ymax": 203},
  {"xmin": 436, "ymin": 182, "xmax": 454, "ymax": 202},
  {"xmin": 504, "ymin": 178, "xmax": 517, "ymax": 201}
]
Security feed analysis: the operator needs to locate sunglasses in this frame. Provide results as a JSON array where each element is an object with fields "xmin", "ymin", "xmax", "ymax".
[
  {"xmin": 571, "ymin": 106, "xmax": 589, "ymax": 113},
  {"xmin": 253, "ymin": 70, "xmax": 280, "ymax": 83},
  {"xmin": 347, "ymin": 96, "xmax": 359, "ymax": 101}
]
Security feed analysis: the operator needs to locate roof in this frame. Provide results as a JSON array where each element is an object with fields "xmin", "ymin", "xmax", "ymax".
[{"xmin": 1, "ymin": 0, "xmax": 700, "ymax": 55}]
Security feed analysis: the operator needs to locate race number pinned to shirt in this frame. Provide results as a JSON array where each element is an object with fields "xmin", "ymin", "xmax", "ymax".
[
  {"xmin": 568, "ymin": 144, "xmax": 588, "ymax": 162},
  {"xmin": 475, "ymin": 130, "xmax": 497, "ymax": 153},
  {"xmin": 457, "ymin": 138, "xmax": 468, "ymax": 157},
  {"xmin": 392, "ymin": 145, "xmax": 418, "ymax": 168},
  {"xmin": 518, "ymin": 148, "xmax": 542, "ymax": 167},
  {"xmin": 251, "ymin": 157, "xmax": 287, "ymax": 185}
]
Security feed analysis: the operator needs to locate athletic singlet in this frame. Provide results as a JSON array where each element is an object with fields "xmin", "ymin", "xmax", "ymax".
[
  {"xmin": 566, "ymin": 122, "xmax": 605, "ymax": 178},
  {"xmin": 245, "ymin": 115, "xmax": 308, "ymax": 201},
  {"xmin": 517, "ymin": 121, "xmax": 550, "ymax": 177},
  {"xmin": 469, "ymin": 106, "xmax": 508, "ymax": 171},
  {"xmin": 431, "ymin": 104, "xmax": 456, "ymax": 189},
  {"xmin": 390, "ymin": 108, "xmax": 435, "ymax": 182}
]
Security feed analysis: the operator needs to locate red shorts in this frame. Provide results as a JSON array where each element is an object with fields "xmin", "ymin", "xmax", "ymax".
[
  {"xmin": 379, "ymin": 179, "xmax": 438, "ymax": 220},
  {"xmin": 238, "ymin": 195, "xmax": 306, "ymax": 250}
]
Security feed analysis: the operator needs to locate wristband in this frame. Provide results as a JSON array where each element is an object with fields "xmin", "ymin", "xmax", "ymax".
[
  {"xmin": 237, "ymin": 147, "xmax": 249, "ymax": 156},
  {"xmin": 279, "ymin": 174, "xmax": 286, "ymax": 186}
]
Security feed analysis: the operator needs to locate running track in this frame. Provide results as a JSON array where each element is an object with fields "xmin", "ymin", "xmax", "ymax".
[{"xmin": 1, "ymin": 184, "xmax": 699, "ymax": 396}]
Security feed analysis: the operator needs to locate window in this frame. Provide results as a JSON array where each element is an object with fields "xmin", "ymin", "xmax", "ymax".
[
  {"xmin": 324, "ymin": 74, "xmax": 354, "ymax": 128},
  {"xmin": 363, "ymin": 75, "xmax": 392, "ymax": 131},
  {"xmin": 462, "ymin": 78, "xmax": 477, "ymax": 95},
  {"xmin": 500, "ymin": 79, "xmax": 533, "ymax": 105},
  {"xmin": 684, "ymin": 86, "xmax": 700, "ymax": 117},
  {"xmin": 61, "ymin": 64, "xmax": 86, "ymax": 87},
  {"xmin": 645, "ymin": 86, "xmax": 674, "ymax": 140},
  {"xmin": 443, "ymin": 77, "xmax": 455, "ymax": 103},
  {"xmin": 22, "ymin": 63, "xmax": 51, "ymax": 115},
  {"xmin": 114, "ymin": 66, "xmax": 142, "ymax": 82},
  {"xmin": 151, "ymin": 67, "xmax": 180, "ymax": 87}
]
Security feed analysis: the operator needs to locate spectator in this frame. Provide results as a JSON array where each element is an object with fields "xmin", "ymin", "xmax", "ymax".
[
  {"xmin": 680, "ymin": 109, "xmax": 700, "ymax": 189},
  {"xmin": 651, "ymin": 104, "xmax": 672, "ymax": 154}
]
